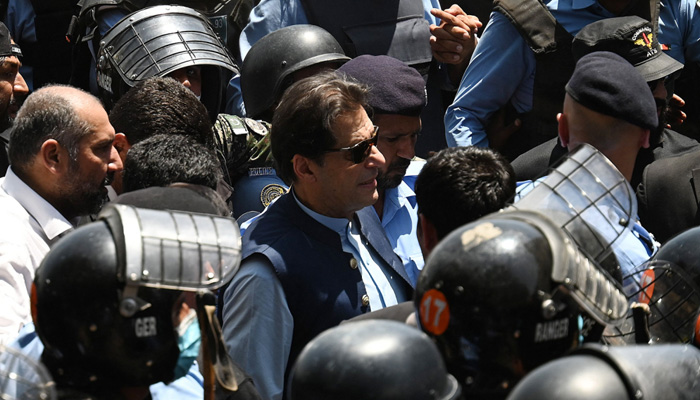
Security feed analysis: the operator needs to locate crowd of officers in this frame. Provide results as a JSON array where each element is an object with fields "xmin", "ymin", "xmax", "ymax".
[{"xmin": 1, "ymin": 0, "xmax": 700, "ymax": 399}]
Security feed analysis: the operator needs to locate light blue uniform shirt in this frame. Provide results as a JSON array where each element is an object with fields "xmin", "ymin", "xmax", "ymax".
[
  {"xmin": 367, "ymin": 159, "xmax": 425, "ymax": 286},
  {"xmin": 222, "ymin": 191, "xmax": 407, "ymax": 400},
  {"xmin": 445, "ymin": 0, "xmax": 700, "ymax": 148}
]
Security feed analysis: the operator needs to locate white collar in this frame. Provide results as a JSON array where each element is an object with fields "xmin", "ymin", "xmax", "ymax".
[{"xmin": 1, "ymin": 167, "xmax": 75, "ymax": 241}]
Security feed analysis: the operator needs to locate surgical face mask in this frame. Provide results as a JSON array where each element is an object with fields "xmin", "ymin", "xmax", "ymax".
[{"xmin": 174, "ymin": 308, "xmax": 201, "ymax": 380}]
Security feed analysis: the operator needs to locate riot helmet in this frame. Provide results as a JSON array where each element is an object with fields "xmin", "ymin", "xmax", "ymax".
[
  {"xmin": 287, "ymin": 320, "xmax": 461, "ymax": 400},
  {"xmin": 414, "ymin": 210, "xmax": 628, "ymax": 397},
  {"xmin": 32, "ymin": 204, "xmax": 241, "ymax": 392},
  {"xmin": 95, "ymin": 5, "xmax": 238, "ymax": 121},
  {"xmin": 602, "ymin": 259, "xmax": 700, "ymax": 346},
  {"xmin": 616, "ymin": 227, "xmax": 700, "ymax": 347},
  {"xmin": 241, "ymin": 24, "xmax": 350, "ymax": 120},
  {"xmin": 507, "ymin": 343, "xmax": 700, "ymax": 400},
  {"xmin": 652, "ymin": 226, "xmax": 700, "ymax": 287}
]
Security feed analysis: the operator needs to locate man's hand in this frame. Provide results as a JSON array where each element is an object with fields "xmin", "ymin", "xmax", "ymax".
[
  {"xmin": 666, "ymin": 93, "xmax": 686, "ymax": 128},
  {"xmin": 430, "ymin": 4, "xmax": 482, "ymax": 85}
]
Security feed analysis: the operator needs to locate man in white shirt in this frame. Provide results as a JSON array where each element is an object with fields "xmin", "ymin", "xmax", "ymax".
[{"xmin": 0, "ymin": 84, "xmax": 122, "ymax": 344}]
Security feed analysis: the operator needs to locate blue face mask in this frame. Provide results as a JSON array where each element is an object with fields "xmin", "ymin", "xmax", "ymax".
[{"xmin": 174, "ymin": 309, "xmax": 201, "ymax": 380}]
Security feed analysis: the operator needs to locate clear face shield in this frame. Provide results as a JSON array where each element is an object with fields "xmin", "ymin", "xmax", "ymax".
[
  {"xmin": 510, "ymin": 143, "xmax": 639, "ymax": 280},
  {"xmin": 603, "ymin": 260, "xmax": 700, "ymax": 345},
  {"xmin": 0, "ymin": 345, "xmax": 56, "ymax": 400},
  {"xmin": 505, "ymin": 144, "xmax": 643, "ymax": 339}
]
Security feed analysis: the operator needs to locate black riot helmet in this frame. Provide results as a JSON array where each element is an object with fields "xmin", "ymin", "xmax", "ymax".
[
  {"xmin": 629, "ymin": 227, "xmax": 700, "ymax": 347},
  {"xmin": 241, "ymin": 24, "xmax": 350, "ymax": 120},
  {"xmin": 32, "ymin": 204, "xmax": 241, "ymax": 393},
  {"xmin": 288, "ymin": 320, "xmax": 461, "ymax": 400},
  {"xmin": 95, "ymin": 5, "xmax": 239, "ymax": 121},
  {"xmin": 602, "ymin": 259, "xmax": 700, "ymax": 346},
  {"xmin": 652, "ymin": 226, "xmax": 700, "ymax": 287},
  {"xmin": 414, "ymin": 210, "xmax": 628, "ymax": 397},
  {"xmin": 507, "ymin": 343, "xmax": 700, "ymax": 400}
]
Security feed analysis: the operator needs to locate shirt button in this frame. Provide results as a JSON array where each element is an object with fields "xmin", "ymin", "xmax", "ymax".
[
  {"xmin": 349, "ymin": 258, "xmax": 358, "ymax": 269},
  {"xmin": 361, "ymin": 294, "xmax": 370, "ymax": 306}
]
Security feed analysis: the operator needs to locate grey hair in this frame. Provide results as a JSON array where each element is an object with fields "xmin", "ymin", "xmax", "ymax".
[{"xmin": 9, "ymin": 85, "xmax": 94, "ymax": 172}]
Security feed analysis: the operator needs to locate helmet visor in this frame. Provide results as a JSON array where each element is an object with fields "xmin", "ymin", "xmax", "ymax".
[
  {"xmin": 100, "ymin": 204, "xmax": 241, "ymax": 292},
  {"xmin": 512, "ymin": 144, "xmax": 636, "ymax": 270},
  {"xmin": 604, "ymin": 260, "xmax": 700, "ymax": 345}
]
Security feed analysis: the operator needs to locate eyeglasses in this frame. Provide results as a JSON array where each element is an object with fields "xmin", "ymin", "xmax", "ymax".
[{"xmin": 325, "ymin": 125, "xmax": 379, "ymax": 164}]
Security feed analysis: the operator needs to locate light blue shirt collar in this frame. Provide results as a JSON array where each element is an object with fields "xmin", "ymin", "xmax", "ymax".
[
  {"xmin": 382, "ymin": 181, "xmax": 416, "ymax": 226},
  {"xmin": 292, "ymin": 189, "xmax": 349, "ymax": 234}
]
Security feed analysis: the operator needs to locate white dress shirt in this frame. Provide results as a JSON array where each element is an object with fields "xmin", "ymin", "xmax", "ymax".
[{"xmin": 0, "ymin": 168, "xmax": 74, "ymax": 344}]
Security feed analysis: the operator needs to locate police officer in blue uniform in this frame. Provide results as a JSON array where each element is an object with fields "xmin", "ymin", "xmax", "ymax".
[{"xmin": 337, "ymin": 54, "xmax": 428, "ymax": 285}]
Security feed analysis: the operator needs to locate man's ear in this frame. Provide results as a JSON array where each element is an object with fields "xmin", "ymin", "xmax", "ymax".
[
  {"xmin": 39, "ymin": 139, "xmax": 65, "ymax": 174},
  {"xmin": 418, "ymin": 213, "xmax": 439, "ymax": 258},
  {"xmin": 640, "ymin": 129, "xmax": 651, "ymax": 149},
  {"xmin": 292, "ymin": 154, "xmax": 318, "ymax": 183},
  {"xmin": 557, "ymin": 112, "xmax": 569, "ymax": 148},
  {"xmin": 113, "ymin": 133, "xmax": 130, "ymax": 161}
]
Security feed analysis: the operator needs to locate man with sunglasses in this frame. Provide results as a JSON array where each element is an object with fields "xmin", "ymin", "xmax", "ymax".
[
  {"xmin": 221, "ymin": 71, "xmax": 414, "ymax": 400},
  {"xmin": 337, "ymin": 55, "xmax": 428, "ymax": 286}
]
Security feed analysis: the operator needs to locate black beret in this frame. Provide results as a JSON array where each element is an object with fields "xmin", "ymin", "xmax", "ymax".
[
  {"xmin": 565, "ymin": 51, "xmax": 658, "ymax": 131},
  {"xmin": 572, "ymin": 16, "xmax": 682, "ymax": 82},
  {"xmin": 337, "ymin": 55, "xmax": 426, "ymax": 117}
]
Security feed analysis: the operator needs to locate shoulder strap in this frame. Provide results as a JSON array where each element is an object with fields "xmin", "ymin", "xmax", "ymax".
[{"xmin": 493, "ymin": 0, "xmax": 566, "ymax": 54}]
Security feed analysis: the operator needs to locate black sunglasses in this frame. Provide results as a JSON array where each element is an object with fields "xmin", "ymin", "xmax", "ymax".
[{"xmin": 325, "ymin": 125, "xmax": 379, "ymax": 164}]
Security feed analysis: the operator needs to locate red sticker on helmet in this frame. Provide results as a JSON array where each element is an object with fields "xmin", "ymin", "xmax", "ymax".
[
  {"xmin": 639, "ymin": 269, "xmax": 656, "ymax": 304},
  {"xmin": 419, "ymin": 289, "xmax": 450, "ymax": 336}
]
